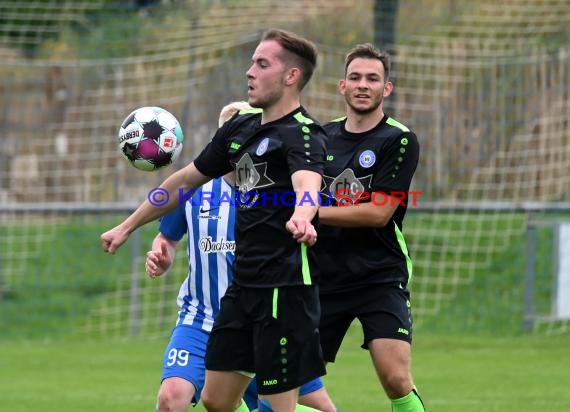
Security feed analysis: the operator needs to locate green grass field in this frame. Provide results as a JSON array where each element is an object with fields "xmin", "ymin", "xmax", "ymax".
[{"xmin": 1, "ymin": 326, "xmax": 569, "ymax": 412}]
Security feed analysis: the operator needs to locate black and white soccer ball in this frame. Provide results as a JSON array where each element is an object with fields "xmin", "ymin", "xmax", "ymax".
[{"xmin": 118, "ymin": 106, "xmax": 184, "ymax": 171}]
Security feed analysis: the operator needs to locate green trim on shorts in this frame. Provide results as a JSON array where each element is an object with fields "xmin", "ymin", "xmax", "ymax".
[
  {"xmin": 394, "ymin": 221, "xmax": 413, "ymax": 283},
  {"xmin": 272, "ymin": 288, "xmax": 279, "ymax": 319},
  {"xmin": 301, "ymin": 244, "xmax": 312, "ymax": 285}
]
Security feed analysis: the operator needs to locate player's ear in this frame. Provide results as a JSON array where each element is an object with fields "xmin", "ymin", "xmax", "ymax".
[
  {"xmin": 338, "ymin": 79, "xmax": 346, "ymax": 96},
  {"xmin": 383, "ymin": 81, "xmax": 394, "ymax": 97},
  {"xmin": 285, "ymin": 67, "xmax": 300, "ymax": 86}
]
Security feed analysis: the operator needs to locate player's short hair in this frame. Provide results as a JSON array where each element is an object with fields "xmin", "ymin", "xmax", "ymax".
[
  {"xmin": 261, "ymin": 28, "xmax": 318, "ymax": 91},
  {"xmin": 344, "ymin": 43, "xmax": 391, "ymax": 80},
  {"xmin": 218, "ymin": 101, "xmax": 252, "ymax": 127}
]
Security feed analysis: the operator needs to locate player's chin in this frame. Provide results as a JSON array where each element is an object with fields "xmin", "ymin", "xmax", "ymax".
[{"xmin": 349, "ymin": 101, "xmax": 376, "ymax": 114}]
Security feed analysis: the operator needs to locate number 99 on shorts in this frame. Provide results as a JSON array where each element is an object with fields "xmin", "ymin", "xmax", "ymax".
[{"xmin": 167, "ymin": 348, "xmax": 190, "ymax": 367}]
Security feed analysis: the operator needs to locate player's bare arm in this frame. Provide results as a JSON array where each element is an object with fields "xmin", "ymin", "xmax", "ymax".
[
  {"xmin": 286, "ymin": 170, "xmax": 322, "ymax": 246},
  {"xmin": 100, "ymin": 162, "xmax": 211, "ymax": 254},
  {"xmin": 146, "ymin": 233, "xmax": 179, "ymax": 278},
  {"xmin": 319, "ymin": 200, "xmax": 399, "ymax": 228}
]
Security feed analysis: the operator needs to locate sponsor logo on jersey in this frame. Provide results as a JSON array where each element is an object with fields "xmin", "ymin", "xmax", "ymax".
[
  {"xmin": 235, "ymin": 152, "xmax": 274, "ymax": 208},
  {"xmin": 198, "ymin": 236, "xmax": 235, "ymax": 253},
  {"xmin": 322, "ymin": 168, "xmax": 372, "ymax": 204}
]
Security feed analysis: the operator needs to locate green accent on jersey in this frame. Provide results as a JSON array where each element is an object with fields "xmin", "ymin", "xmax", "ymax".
[
  {"xmin": 230, "ymin": 142, "xmax": 241, "ymax": 150},
  {"xmin": 293, "ymin": 112, "xmax": 314, "ymax": 125},
  {"xmin": 330, "ymin": 116, "xmax": 346, "ymax": 122},
  {"xmin": 394, "ymin": 222, "xmax": 413, "ymax": 283},
  {"xmin": 272, "ymin": 288, "xmax": 279, "ymax": 319},
  {"xmin": 301, "ymin": 244, "xmax": 312, "ymax": 284},
  {"xmin": 239, "ymin": 108, "xmax": 262, "ymax": 115},
  {"xmin": 386, "ymin": 117, "xmax": 410, "ymax": 132},
  {"xmin": 293, "ymin": 112, "xmax": 315, "ymax": 124}
]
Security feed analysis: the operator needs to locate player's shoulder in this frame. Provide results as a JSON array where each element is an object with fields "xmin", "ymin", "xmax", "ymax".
[
  {"xmin": 383, "ymin": 116, "xmax": 415, "ymax": 136},
  {"xmin": 281, "ymin": 107, "xmax": 327, "ymax": 140},
  {"xmin": 323, "ymin": 116, "xmax": 346, "ymax": 133},
  {"xmin": 224, "ymin": 107, "xmax": 262, "ymax": 129}
]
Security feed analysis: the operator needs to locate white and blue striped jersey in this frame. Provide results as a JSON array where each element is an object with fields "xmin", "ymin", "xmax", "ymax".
[{"xmin": 158, "ymin": 178, "xmax": 236, "ymax": 332}]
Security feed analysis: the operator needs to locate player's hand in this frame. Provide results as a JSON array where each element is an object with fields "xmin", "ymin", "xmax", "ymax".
[
  {"xmin": 286, "ymin": 218, "xmax": 317, "ymax": 247},
  {"xmin": 100, "ymin": 226, "xmax": 130, "ymax": 254},
  {"xmin": 145, "ymin": 241, "xmax": 171, "ymax": 278}
]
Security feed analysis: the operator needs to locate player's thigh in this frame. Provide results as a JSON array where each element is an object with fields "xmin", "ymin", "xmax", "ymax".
[
  {"xmin": 259, "ymin": 389, "xmax": 299, "ymax": 412},
  {"xmin": 299, "ymin": 381, "xmax": 337, "ymax": 412},
  {"xmin": 202, "ymin": 370, "xmax": 252, "ymax": 410},
  {"xmin": 319, "ymin": 292, "xmax": 356, "ymax": 363},
  {"xmin": 160, "ymin": 325, "xmax": 209, "ymax": 403}
]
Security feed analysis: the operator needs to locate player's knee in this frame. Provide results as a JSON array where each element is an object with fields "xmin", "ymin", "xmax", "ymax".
[
  {"xmin": 201, "ymin": 390, "xmax": 238, "ymax": 412},
  {"xmin": 383, "ymin": 372, "xmax": 414, "ymax": 399},
  {"xmin": 311, "ymin": 399, "xmax": 337, "ymax": 412},
  {"xmin": 157, "ymin": 381, "xmax": 192, "ymax": 412},
  {"xmin": 299, "ymin": 391, "xmax": 337, "ymax": 412}
]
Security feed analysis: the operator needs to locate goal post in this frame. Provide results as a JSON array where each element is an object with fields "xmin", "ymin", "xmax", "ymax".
[{"xmin": 525, "ymin": 216, "xmax": 570, "ymax": 333}]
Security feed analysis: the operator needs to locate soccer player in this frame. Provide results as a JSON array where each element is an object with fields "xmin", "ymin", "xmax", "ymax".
[
  {"xmin": 315, "ymin": 43, "xmax": 426, "ymax": 412},
  {"xmin": 147, "ymin": 102, "xmax": 336, "ymax": 412},
  {"xmin": 101, "ymin": 29, "xmax": 327, "ymax": 412}
]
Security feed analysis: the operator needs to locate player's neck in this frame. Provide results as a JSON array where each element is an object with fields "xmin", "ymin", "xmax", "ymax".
[
  {"xmin": 345, "ymin": 108, "xmax": 385, "ymax": 133},
  {"xmin": 261, "ymin": 98, "xmax": 301, "ymax": 124}
]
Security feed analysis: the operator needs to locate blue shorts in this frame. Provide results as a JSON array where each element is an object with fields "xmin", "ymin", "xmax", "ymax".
[{"xmin": 162, "ymin": 325, "xmax": 323, "ymax": 407}]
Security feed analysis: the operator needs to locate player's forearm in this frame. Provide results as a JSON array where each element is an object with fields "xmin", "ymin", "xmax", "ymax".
[
  {"xmin": 319, "ymin": 202, "xmax": 396, "ymax": 228},
  {"xmin": 290, "ymin": 170, "xmax": 322, "ymax": 221},
  {"xmin": 119, "ymin": 162, "xmax": 209, "ymax": 235},
  {"xmin": 291, "ymin": 187, "xmax": 320, "ymax": 221}
]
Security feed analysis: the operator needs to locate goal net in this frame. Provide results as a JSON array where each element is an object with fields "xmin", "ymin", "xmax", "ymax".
[{"xmin": 1, "ymin": 0, "xmax": 569, "ymax": 340}]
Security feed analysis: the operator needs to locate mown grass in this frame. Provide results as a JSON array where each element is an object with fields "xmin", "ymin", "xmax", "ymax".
[{"xmin": 1, "ymin": 327, "xmax": 569, "ymax": 412}]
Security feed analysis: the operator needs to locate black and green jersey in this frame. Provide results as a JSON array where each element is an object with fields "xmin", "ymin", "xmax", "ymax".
[
  {"xmin": 316, "ymin": 115, "xmax": 419, "ymax": 293},
  {"xmin": 194, "ymin": 106, "xmax": 327, "ymax": 288}
]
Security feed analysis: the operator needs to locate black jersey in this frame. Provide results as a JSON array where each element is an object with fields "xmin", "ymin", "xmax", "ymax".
[
  {"xmin": 194, "ymin": 106, "xmax": 327, "ymax": 288},
  {"xmin": 316, "ymin": 115, "xmax": 419, "ymax": 293}
]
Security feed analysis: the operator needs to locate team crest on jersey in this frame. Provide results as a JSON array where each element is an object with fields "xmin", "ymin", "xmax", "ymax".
[
  {"xmin": 256, "ymin": 138, "xmax": 269, "ymax": 156},
  {"xmin": 359, "ymin": 150, "xmax": 376, "ymax": 168},
  {"xmin": 235, "ymin": 152, "xmax": 274, "ymax": 208}
]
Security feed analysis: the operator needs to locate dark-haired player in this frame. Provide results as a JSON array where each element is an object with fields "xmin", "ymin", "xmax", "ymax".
[{"xmin": 316, "ymin": 43, "xmax": 426, "ymax": 412}]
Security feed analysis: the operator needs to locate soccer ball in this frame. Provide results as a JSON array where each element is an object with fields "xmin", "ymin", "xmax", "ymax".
[{"xmin": 118, "ymin": 106, "xmax": 184, "ymax": 171}]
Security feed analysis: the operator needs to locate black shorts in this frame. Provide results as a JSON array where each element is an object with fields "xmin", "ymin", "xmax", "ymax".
[
  {"xmin": 205, "ymin": 283, "xmax": 326, "ymax": 395},
  {"xmin": 319, "ymin": 282, "xmax": 413, "ymax": 363}
]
